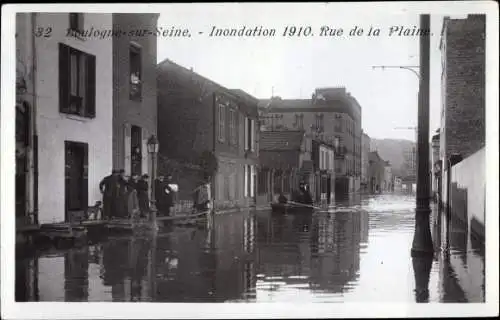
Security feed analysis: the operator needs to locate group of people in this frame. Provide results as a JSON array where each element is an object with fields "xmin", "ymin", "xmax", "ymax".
[{"xmin": 99, "ymin": 170, "xmax": 177, "ymax": 220}]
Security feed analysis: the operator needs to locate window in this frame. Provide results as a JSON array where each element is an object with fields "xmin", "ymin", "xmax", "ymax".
[
  {"xmin": 59, "ymin": 43, "xmax": 96, "ymax": 118},
  {"xmin": 245, "ymin": 117, "xmax": 255, "ymax": 151},
  {"xmin": 129, "ymin": 44, "xmax": 142, "ymax": 101},
  {"xmin": 294, "ymin": 114, "xmax": 304, "ymax": 129},
  {"xmin": 69, "ymin": 13, "xmax": 84, "ymax": 33},
  {"xmin": 229, "ymin": 108, "xmax": 237, "ymax": 145},
  {"xmin": 319, "ymin": 149, "xmax": 323, "ymax": 169},
  {"xmin": 218, "ymin": 103, "xmax": 226, "ymax": 142},
  {"xmin": 258, "ymin": 169, "xmax": 268, "ymax": 195},
  {"xmin": 315, "ymin": 114, "xmax": 324, "ymax": 132}
]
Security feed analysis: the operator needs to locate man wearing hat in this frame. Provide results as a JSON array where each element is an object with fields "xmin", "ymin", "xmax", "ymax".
[
  {"xmin": 99, "ymin": 169, "xmax": 121, "ymax": 219},
  {"xmin": 136, "ymin": 174, "xmax": 150, "ymax": 217}
]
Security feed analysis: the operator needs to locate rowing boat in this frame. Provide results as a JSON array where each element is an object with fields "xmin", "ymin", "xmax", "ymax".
[{"xmin": 271, "ymin": 202, "xmax": 315, "ymax": 214}]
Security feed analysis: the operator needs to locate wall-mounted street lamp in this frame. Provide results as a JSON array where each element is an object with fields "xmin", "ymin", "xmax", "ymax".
[
  {"xmin": 372, "ymin": 65, "xmax": 421, "ymax": 80},
  {"xmin": 147, "ymin": 134, "xmax": 159, "ymax": 231}
]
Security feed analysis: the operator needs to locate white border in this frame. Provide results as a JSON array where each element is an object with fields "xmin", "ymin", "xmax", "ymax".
[{"xmin": 2, "ymin": 2, "xmax": 499, "ymax": 319}]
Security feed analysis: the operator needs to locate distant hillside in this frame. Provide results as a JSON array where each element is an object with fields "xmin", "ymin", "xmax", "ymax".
[{"xmin": 370, "ymin": 138, "xmax": 416, "ymax": 177}]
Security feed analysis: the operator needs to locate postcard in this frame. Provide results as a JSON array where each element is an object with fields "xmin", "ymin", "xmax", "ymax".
[{"xmin": 1, "ymin": 2, "xmax": 498, "ymax": 319}]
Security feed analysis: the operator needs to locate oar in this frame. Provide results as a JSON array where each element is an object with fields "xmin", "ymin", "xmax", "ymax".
[{"xmin": 287, "ymin": 201, "xmax": 322, "ymax": 210}]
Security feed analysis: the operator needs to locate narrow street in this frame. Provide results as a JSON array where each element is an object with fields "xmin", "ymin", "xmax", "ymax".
[{"xmin": 16, "ymin": 194, "xmax": 485, "ymax": 303}]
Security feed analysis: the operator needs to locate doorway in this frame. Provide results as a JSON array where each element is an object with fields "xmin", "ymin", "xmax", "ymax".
[
  {"xmin": 131, "ymin": 125, "xmax": 142, "ymax": 176},
  {"xmin": 16, "ymin": 102, "xmax": 29, "ymax": 222},
  {"xmin": 65, "ymin": 141, "xmax": 88, "ymax": 221}
]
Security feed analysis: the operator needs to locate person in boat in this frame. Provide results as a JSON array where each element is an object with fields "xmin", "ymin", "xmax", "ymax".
[
  {"xmin": 114, "ymin": 169, "xmax": 130, "ymax": 219},
  {"xmin": 298, "ymin": 181, "xmax": 313, "ymax": 205},
  {"xmin": 136, "ymin": 174, "xmax": 150, "ymax": 218},
  {"xmin": 278, "ymin": 193, "xmax": 288, "ymax": 204}
]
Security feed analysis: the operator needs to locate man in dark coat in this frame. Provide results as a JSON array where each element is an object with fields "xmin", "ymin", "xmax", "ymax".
[
  {"xmin": 99, "ymin": 169, "xmax": 120, "ymax": 219},
  {"xmin": 136, "ymin": 174, "xmax": 150, "ymax": 217}
]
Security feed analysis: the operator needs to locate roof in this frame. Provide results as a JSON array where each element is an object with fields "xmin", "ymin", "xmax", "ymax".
[
  {"xmin": 259, "ymin": 130, "xmax": 305, "ymax": 151},
  {"xmin": 258, "ymin": 88, "xmax": 361, "ymax": 121},
  {"xmin": 158, "ymin": 59, "xmax": 258, "ymax": 117},
  {"xmin": 258, "ymin": 98, "xmax": 311, "ymax": 109}
]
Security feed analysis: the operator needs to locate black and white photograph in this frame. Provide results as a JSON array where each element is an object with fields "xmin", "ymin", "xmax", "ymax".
[{"xmin": 1, "ymin": 2, "xmax": 498, "ymax": 319}]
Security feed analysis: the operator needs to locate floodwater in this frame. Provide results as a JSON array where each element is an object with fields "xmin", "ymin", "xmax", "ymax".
[{"xmin": 16, "ymin": 194, "xmax": 485, "ymax": 303}]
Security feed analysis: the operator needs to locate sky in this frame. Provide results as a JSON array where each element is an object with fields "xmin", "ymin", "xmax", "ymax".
[{"xmin": 156, "ymin": 4, "xmax": 448, "ymax": 142}]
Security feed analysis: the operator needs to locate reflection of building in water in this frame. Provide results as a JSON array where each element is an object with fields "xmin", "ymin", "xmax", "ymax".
[
  {"xmin": 309, "ymin": 212, "xmax": 362, "ymax": 293},
  {"xmin": 438, "ymin": 207, "xmax": 485, "ymax": 302},
  {"xmin": 254, "ymin": 213, "xmax": 313, "ymax": 285},
  {"xmin": 16, "ymin": 257, "xmax": 39, "ymax": 301},
  {"xmin": 154, "ymin": 229, "xmax": 215, "ymax": 302},
  {"xmin": 102, "ymin": 238, "xmax": 130, "ymax": 301},
  {"xmin": 64, "ymin": 247, "xmax": 89, "ymax": 301},
  {"xmin": 212, "ymin": 211, "xmax": 257, "ymax": 302},
  {"xmin": 359, "ymin": 211, "xmax": 369, "ymax": 244}
]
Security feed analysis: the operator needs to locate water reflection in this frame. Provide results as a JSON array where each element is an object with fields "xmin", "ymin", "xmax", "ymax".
[{"xmin": 16, "ymin": 194, "xmax": 485, "ymax": 303}]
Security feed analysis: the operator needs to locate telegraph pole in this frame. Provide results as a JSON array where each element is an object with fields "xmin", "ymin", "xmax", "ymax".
[{"xmin": 411, "ymin": 14, "xmax": 434, "ymax": 257}]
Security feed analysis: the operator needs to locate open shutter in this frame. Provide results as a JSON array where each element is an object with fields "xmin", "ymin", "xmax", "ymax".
[
  {"xmin": 82, "ymin": 143, "xmax": 89, "ymax": 208},
  {"xmin": 250, "ymin": 165, "xmax": 255, "ymax": 198},
  {"xmin": 85, "ymin": 54, "xmax": 96, "ymax": 118},
  {"xmin": 244, "ymin": 164, "xmax": 248, "ymax": 197},
  {"xmin": 141, "ymin": 127, "xmax": 149, "ymax": 176},
  {"xmin": 124, "ymin": 123, "xmax": 131, "ymax": 175},
  {"xmin": 244, "ymin": 117, "xmax": 249, "ymax": 151},
  {"xmin": 250, "ymin": 119, "xmax": 255, "ymax": 152},
  {"xmin": 59, "ymin": 43, "xmax": 70, "ymax": 113}
]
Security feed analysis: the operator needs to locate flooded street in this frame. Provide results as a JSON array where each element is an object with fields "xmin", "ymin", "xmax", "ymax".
[{"xmin": 16, "ymin": 194, "xmax": 485, "ymax": 303}]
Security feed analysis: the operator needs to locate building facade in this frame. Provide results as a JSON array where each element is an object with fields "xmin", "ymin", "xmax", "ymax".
[
  {"xmin": 112, "ymin": 14, "xmax": 159, "ymax": 178},
  {"xmin": 312, "ymin": 140, "xmax": 336, "ymax": 205},
  {"xmin": 360, "ymin": 131, "xmax": 371, "ymax": 192},
  {"xmin": 367, "ymin": 151, "xmax": 385, "ymax": 194},
  {"xmin": 438, "ymin": 14, "xmax": 486, "ymax": 239},
  {"xmin": 257, "ymin": 130, "xmax": 311, "ymax": 205},
  {"xmin": 258, "ymin": 87, "xmax": 362, "ymax": 198},
  {"xmin": 18, "ymin": 13, "xmax": 114, "ymax": 224},
  {"xmin": 383, "ymin": 161, "xmax": 393, "ymax": 192},
  {"xmin": 16, "ymin": 13, "xmax": 37, "ymax": 226},
  {"xmin": 157, "ymin": 59, "xmax": 259, "ymax": 212}
]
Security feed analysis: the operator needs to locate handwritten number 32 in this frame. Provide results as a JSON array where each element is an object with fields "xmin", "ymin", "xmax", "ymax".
[{"xmin": 34, "ymin": 27, "xmax": 52, "ymax": 38}]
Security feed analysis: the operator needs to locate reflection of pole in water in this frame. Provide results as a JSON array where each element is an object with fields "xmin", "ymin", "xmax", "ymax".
[{"xmin": 412, "ymin": 256, "xmax": 433, "ymax": 303}]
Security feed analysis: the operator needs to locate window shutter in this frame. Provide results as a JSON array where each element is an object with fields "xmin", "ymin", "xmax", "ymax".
[
  {"xmin": 244, "ymin": 117, "xmax": 249, "ymax": 151},
  {"xmin": 82, "ymin": 143, "xmax": 89, "ymax": 207},
  {"xmin": 250, "ymin": 165, "xmax": 255, "ymax": 198},
  {"xmin": 85, "ymin": 54, "xmax": 96, "ymax": 118},
  {"xmin": 59, "ymin": 43, "xmax": 70, "ymax": 113},
  {"xmin": 250, "ymin": 119, "xmax": 255, "ymax": 152},
  {"xmin": 244, "ymin": 164, "xmax": 248, "ymax": 197}
]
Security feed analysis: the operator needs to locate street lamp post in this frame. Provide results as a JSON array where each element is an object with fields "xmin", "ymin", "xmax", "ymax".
[
  {"xmin": 411, "ymin": 14, "xmax": 434, "ymax": 257},
  {"xmin": 371, "ymin": 14, "xmax": 434, "ymax": 257},
  {"xmin": 147, "ymin": 135, "xmax": 159, "ymax": 232}
]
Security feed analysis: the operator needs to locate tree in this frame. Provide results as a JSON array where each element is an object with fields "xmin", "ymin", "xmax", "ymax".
[{"xmin": 198, "ymin": 150, "xmax": 218, "ymax": 181}]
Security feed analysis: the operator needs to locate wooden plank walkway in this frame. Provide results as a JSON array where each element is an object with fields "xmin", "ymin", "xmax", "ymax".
[{"xmin": 17, "ymin": 210, "xmax": 211, "ymax": 241}]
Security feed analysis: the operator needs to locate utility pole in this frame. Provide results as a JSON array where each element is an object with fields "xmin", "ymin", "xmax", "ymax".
[{"xmin": 411, "ymin": 14, "xmax": 434, "ymax": 257}]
